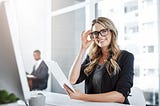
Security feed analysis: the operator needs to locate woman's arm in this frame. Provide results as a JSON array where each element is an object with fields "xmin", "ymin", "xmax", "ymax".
[
  {"xmin": 81, "ymin": 91, "xmax": 125, "ymax": 103},
  {"xmin": 63, "ymin": 85, "xmax": 125, "ymax": 103},
  {"xmin": 68, "ymin": 30, "xmax": 93, "ymax": 84},
  {"xmin": 116, "ymin": 51, "xmax": 134, "ymax": 98},
  {"xmin": 68, "ymin": 48, "xmax": 86, "ymax": 84}
]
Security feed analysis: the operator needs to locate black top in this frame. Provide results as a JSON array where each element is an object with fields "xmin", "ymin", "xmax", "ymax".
[
  {"xmin": 92, "ymin": 64, "xmax": 105, "ymax": 94},
  {"xmin": 75, "ymin": 50, "xmax": 134, "ymax": 104}
]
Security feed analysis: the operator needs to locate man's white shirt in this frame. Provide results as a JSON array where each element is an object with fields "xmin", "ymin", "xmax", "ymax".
[{"xmin": 34, "ymin": 59, "xmax": 42, "ymax": 71}]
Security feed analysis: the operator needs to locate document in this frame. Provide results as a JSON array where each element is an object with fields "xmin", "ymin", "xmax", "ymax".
[
  {"xmin": 27, "ymin": 74, "xmax": 36, "ymax": 78},
  {"xmin": 51, "ymin": 62, "xmax": 75, "ymax": 92}
]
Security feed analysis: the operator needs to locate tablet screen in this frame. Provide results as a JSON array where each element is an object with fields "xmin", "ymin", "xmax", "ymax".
[{"xmin": 50, "ymin": 62, "xmax": 75, "ymax": 92}]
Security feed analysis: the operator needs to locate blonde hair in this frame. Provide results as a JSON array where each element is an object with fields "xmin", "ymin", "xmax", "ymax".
[{"xmin": 84, "ymin": 17, "xmax": 121, "ymax": 76}]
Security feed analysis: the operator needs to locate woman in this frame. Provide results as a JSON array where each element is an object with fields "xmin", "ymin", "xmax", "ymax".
[{"xmin": 64, "ymin": 17, "xmax": 134, "ymax": 104}]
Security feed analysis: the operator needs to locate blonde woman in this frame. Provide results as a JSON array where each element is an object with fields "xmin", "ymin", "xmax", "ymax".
[{"xmin": 64, "ymin": 17, "xmax": 134, "ymax": 104}]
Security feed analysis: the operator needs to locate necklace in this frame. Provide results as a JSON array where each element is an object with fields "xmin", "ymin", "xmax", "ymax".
[
  {"xmin": 99, "ymin": 56, "xmax": 107, "ymax": 64},
  {"xmin": 103, "ymin": 59, "xmax": 107, "ymax": 62},
  {"xmin": 102, "ymin": 57, "xmax": 107, "ymax": 62}
]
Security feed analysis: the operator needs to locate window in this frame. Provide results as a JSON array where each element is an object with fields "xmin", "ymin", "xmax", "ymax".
[
  {"xmin": 124, "ymin": 23, "xmax": 139, "ymax": 34},
  {"xmin": 96, "ymin": 0, "xmax": 159, "ymax": 105},
  {"xmin": 124, "ymin": 0, "xmax": 138, "ymax": 13}
]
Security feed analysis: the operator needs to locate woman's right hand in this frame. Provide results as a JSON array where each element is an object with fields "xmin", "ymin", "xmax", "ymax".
[{"xmin": 81, "ymin": 30, "xmax": 93, "ymax": 50}]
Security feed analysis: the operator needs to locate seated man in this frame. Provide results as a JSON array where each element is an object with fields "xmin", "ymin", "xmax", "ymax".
[{"xmin": 30, "ymin": 50, "xmax": 49, "ymax": 90}]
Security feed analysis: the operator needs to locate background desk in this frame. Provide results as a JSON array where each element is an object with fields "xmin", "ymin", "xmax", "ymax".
[
  {"xmin": 27, "ymin": 74, "xmax": 37, "ymax": 91},
  {"xmin": 41, "ymin": 91, "xmax": 131, "ymax": 106}
]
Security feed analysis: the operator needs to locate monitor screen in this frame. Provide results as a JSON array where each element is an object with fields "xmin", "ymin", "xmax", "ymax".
[{"xmin": 0, "ymin": 1, "xmax": 30, "ymax": 104}]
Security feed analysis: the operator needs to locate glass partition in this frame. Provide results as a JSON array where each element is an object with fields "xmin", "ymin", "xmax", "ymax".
[
  {"xmin": 51, "ymin": 8, "xmax": 85, "ymax": 93},
  {"xmin": 51, "ymin": 0, "xmax": 85, "ymax": 11}
]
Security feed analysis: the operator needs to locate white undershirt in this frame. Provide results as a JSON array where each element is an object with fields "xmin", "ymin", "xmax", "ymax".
[{"xmin": 34, "ymin": 59, "xmax": 42, "ymax": 70}]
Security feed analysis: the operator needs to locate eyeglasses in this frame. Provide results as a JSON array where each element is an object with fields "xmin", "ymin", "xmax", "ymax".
[{"xmin": 91, "ymin": 28, "xmax": 110, "ymax": 38}]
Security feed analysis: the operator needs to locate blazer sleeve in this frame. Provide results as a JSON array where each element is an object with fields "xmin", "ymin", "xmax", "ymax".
[
  {"xmin": 75, "ymin": 55, "xmax": 90, "ymax": 84},
  {"xmin": 116, "ymin": 51, "xmax": 134, "ymax": 97}
]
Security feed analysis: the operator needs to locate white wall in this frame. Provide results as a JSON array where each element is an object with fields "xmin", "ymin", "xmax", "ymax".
[{"xmin": 13, "ymin": 0, "xmax": 51, "ymax": 73}]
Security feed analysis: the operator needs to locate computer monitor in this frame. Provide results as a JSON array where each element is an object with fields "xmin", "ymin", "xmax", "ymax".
[{"xmin": 0, "ymin": 1, "xmax": 30, "ymax": 104}]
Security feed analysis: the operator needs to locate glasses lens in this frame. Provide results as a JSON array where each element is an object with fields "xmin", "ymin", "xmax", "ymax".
[
  {"xmin": 100, "ymin": 29, "xmax": 108, "ymax": 37},
  {"xmin": 92, "ymin": 31, "xmax": 99, "ymax": 38}
]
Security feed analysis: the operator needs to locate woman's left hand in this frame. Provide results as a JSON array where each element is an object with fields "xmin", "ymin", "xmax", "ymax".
[
  {"xmin": 69, "ymin": 89, "xmax": 85, "ymax": 100},
  {"xmin": 63, "ymin": 84, "xmax": 85, "ymax": 100}
]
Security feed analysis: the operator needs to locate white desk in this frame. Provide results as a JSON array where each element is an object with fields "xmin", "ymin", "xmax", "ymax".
[
  {"xmin": 40, "ymin": 91, "xmax": 130, "ymax": 106},
  {"xmin": 2, "ymin": 91, "xmax": 131, "ymax": 106}
]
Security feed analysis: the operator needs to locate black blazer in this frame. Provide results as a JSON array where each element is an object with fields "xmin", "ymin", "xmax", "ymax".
[
  {"xmin": 31, "ymin": 60, "xmax": 49, "ymax": 90},
  {"xmin": 76, "ymin": 50, "xmax": 134, "ymax": 104}
]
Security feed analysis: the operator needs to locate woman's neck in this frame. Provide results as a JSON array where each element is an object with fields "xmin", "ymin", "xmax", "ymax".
[
  {"xmin": 98, "ymin": 47, "xmax": 109, "ymax": 65},
  {"xmin": 101, "ymin": 47, "xmax": 108, "ymax": 57}
]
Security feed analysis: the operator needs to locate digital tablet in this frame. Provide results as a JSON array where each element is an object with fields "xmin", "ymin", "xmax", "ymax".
[{"xmin": 50, "ymin": 62, "xmax": 75, "ymax": 93}]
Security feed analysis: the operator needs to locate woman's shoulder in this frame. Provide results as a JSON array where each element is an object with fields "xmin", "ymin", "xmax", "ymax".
[
  {"xmin": 118, "ymin": 50, "xmax": 134, "ymax": 61},
  {"xmin": 120, "ymin": 50, "xmax": 134, "ymax": 56}
]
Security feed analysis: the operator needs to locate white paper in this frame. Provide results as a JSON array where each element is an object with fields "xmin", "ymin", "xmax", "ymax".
[
  {"xmin": 51, "ymin": 62, "xmax": 75, "ymax": 92},
  {"xmin": 27, "ymin": 74, "xmax": 36, "ymax": 78}
]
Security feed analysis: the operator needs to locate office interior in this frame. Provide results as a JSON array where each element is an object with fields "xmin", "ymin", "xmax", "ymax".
[{"xmin": 0, "ymin": 0, "xmax": 160, "ymax": 106}]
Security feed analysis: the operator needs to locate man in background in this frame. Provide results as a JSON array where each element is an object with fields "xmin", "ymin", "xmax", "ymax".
[{"xmin": 30, "ymin": 50, "xmax": 49, "ymax": 90}]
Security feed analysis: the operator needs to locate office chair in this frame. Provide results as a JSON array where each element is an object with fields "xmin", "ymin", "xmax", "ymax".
[{"xmin": 128, "ymin": 87, "xmax": 146, "ymax": 106}]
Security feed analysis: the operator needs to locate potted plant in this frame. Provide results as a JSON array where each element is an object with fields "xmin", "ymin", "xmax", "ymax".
[{"xmin": 0, "ymin": 90, "xmax": 19, "ymax": 104}]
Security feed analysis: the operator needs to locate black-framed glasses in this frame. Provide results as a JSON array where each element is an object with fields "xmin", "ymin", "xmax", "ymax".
[{"xmin": 91, "ymin": 28, "xmax": 110, "ymax": 38}]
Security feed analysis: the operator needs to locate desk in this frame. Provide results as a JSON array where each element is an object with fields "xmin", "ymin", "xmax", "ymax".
[
  {"xmin": 12, "ymin": 91, "xmax": 131, "ymax": 106},
  {"xmin": 26, "ymin": 75, "xmax": 37, "ymax": 90},
  {"xmin": 33, "ymin": 91, "xmax": 131, "ymax": 106}
]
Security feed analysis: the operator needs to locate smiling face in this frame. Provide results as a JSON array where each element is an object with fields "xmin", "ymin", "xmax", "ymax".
[{"xmin": 92, "ymin": 23, "xmax": 112, "ymax": 48}]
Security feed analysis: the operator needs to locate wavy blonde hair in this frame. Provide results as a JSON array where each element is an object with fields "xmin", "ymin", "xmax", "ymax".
[{"xmin": 84, "ymin": 17, "xmax": 121, "ymax": 76}]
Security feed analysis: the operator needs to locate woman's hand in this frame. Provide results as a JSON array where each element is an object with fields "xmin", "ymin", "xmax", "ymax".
[
  {"xmin": 69, "ymin": 89, "xmax": 85, "ymax": 100},
  {"xmin": 63, "ymin": 84, "xmax": 85, "ymax": 100},
  {"xmin": 81, "ymin": 30, "xmax": 93, "ymax": 50}
]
